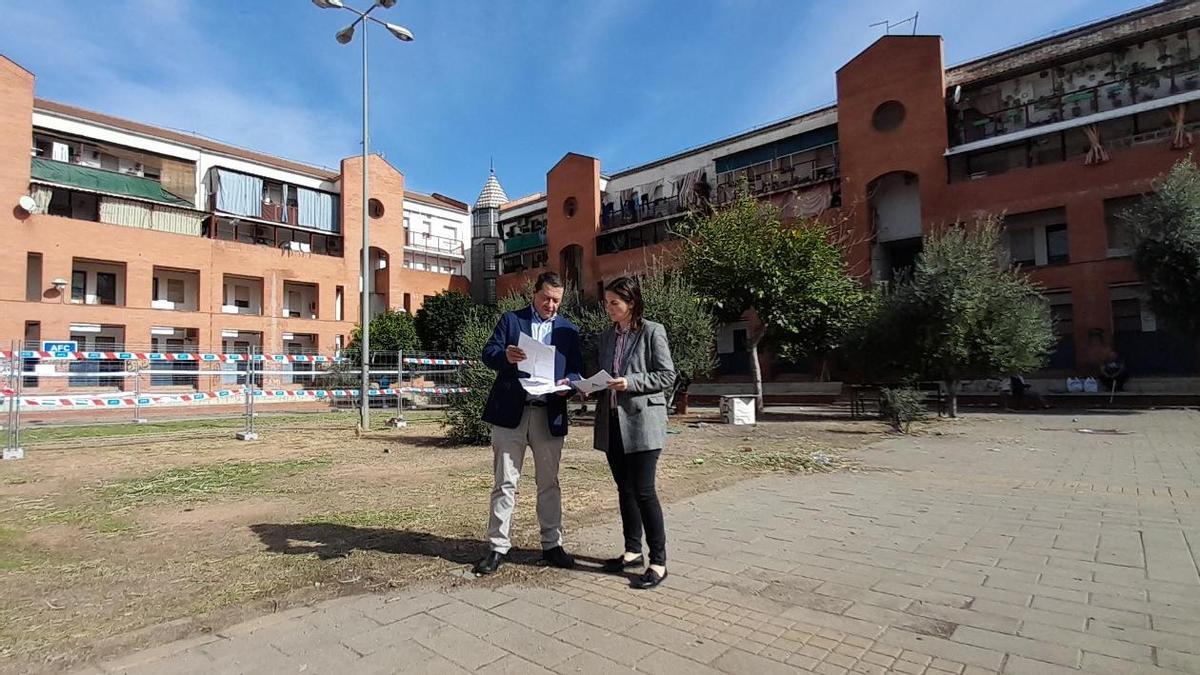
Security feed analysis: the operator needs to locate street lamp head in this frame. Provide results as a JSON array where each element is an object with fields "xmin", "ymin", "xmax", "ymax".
[
  {"xmin": 377, "ymin": 0, "xmax": 397, "ymax": 8},
  {"xmin": 312, "ymin": 0, "xmax": 344, "ymax": 8},
  {"xmin": 335, "ymin": 24, "xmax": 356, "ymax": 44},
  {"xmin": 383, "ymin": 22, "xmax": 414, "ymax": 41}
]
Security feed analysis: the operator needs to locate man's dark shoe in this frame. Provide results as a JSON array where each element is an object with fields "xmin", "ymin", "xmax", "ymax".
[
  {"xmin": 541, "ymin": 546, "xmax": 575, "ymax": 569},
  {"xmin": 603, "ymin": 554, "xmax": 644, "ymax": 574},
  {"xmin": 473, "ymin": 551, "xmax": 505, "ymax": 576}
]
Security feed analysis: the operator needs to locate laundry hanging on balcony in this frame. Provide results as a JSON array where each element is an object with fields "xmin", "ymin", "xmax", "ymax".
[
  {"xmin": 1083, "ymin": 125, "xmax": 1110, "ymax": 165},
  {"xmin": 1169, "ymin": 104, "xmax": 1193, "ymax": 150},
  {"xmin": 791, "ymin": 182, "xmax": 832, "ymax": 218},
  {"xmin": 676, "ymin": 169, "xmax": 704, "ymax": 209}
]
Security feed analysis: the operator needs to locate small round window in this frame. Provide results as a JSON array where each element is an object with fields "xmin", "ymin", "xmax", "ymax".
[
  {"xmin": 563, "ymin": 197, "xmax": 578, "ymax": 219},
  {"xmin": 872, "ymin": 100, "xmax": 906, "ymax": 132},
  {"xmin": 368, "ymin": 198, "xmax": 385, "ymax": 219}
]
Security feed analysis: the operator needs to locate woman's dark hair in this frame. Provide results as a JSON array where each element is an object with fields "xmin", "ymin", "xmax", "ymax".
[{"xmin": 604, "ymin": 276, "xmax": 644, "ymax": 331}]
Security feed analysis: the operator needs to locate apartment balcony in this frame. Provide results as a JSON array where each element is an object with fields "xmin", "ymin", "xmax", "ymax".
[
  {"xmin": 70, "ymin": 259, "xmax": 126, "ymax": 306},
  {"xmin": 601, "ymin": 196, "xmax": 687, "ymax": 232},
  {"xmin": 711, "ymin": 154, "xmax": 839, "ymax": 206},
  {"xmin": 221, "ymin": 275, "xmax": 264, "ymax": 316},
  {"xmin": 405, "ymin": 232, "xmax": 465, "ymax": 258},
  {"xmin": 951, "ymin": 56, "xmax": 1200, "ymax": 148},
  {"xmin": 501, "ymin": 230, "xmax": 546, "ymax": 254},
  {"xmin": 282, "ymin": 281, "xmax": 319, "ymax": 319},
  {"xmin": 206, "ymin": 167, "xmax": 340, "ymax": 234},
  {"xmin": 30, "ymin": 158, "xmax": 206, "ymax": 236},
  {"xmin": 500, "ymin": 247, "xmax": 548, "ymax": 275},
  {"xmin": 151, "ymin": 267, "xmax": 200, "ymax": 312}
]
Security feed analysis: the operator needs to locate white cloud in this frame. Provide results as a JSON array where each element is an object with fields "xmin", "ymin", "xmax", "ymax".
[{"xmin": 1, "ymin": 0, "xmax": 357, "ymax": 170}]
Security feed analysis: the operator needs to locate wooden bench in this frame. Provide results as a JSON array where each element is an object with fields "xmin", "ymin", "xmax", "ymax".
[{"xmin": 849, "ymin": 383, "xmax": 946, "ymax": 418}]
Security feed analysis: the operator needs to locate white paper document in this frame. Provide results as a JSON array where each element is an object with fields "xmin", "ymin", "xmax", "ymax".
[
  {"xmin": 574, "ymin": 370, "xmax": 613, "ymax": 396},
  {"xmin": 517, "ymin": 333, "xmax": 571, "ymax": 395}
]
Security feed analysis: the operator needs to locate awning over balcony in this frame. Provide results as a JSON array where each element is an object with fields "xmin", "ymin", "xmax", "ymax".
[
  {"xmin": 30, "ymin": 158, "xmax": 193, "ymax": 207},
  {"xmin": 714, "ymin": 124, "xmax": 839, "ymax": 174}
]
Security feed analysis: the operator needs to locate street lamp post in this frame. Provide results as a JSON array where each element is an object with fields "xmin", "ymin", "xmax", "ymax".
[{"xmin": 312, "ymin": 0, "xmax": 413, "ymax": 431}]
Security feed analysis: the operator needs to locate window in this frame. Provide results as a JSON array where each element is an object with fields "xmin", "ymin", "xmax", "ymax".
[
  {"xmin": 564, "ymin": 197, "xmax": 578, "ymax": 218},
  {"xmin": 872, "ymin": 101, "xmax": 906, "ymax": 132},
  {"xmin": 71, "ymin": 270, "xmax": 86, "ymax": 302},
  {"xmin": 26, "ymin": 253, "xmax": 42, "ymax": 302},
  {"xmin": 234, "ymin": 285, "xmax": 250, "ymax": 309},
  {"xmin": 166, "ymin": 279, "xmax": 185, "ymax": 304},
  {"xmin": 1111, "ymin": 298, "xmax": 1144, "ymax": 333},
  {"xmin": 484, "ymin": 243, "xmax": 497, "ymax": 271},
  {"xmin": 1004, "ymin": 208, "xmax": 1066, "ymax": 267},
  {"xmin": 1104, "ymin": 195, "xmax": 1144, "ymax": 257},
  {"xmin": 443, "ymin": 226, "xmax": 457, "ymax": 242},
  {"xmin": 48, "ymin": 188, "xmax": 73, "ymax": 217},
  {"xmin": 335, "ymin": 286, "xmax": 345, "ymax": 321},
  {"xmin": 368, "ymin": 198, "xmax": 385, "ymax": 219},
  {"xmin": 1045, "ymin": 224, "xmax": 1069, "ymax": 264},
  {"xmin": 1008, "ymin": 228, "xmax": 1036, "ymax": 266},
  {"xmin": 485, "ymin": 278, "xmax": 496, "ymax": 303},
  {"xmin": 95, "ymin": 272, "xmax": 117, "ymax": 305},
  {"xmin": 403, "ymin": 293, "xmax": 412, "ymax": 313},
  {"xmin": 287, "ymin": 290, "xmax": 302, "ymax": 317},
  {"xmin": 1050, "ymin": 301, "xmax": 1074, "ymax": 337}
]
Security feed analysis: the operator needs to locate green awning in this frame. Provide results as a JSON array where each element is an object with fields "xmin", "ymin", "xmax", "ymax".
[
  {"xmin": 503, "ymin": 230, "xmax": 546, "ymax": 254},
  {"xmin": 30, "ymin": 157, "xmax": 193, "ymax": 207}
]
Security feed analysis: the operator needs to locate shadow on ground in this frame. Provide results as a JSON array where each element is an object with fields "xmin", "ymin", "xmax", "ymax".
[{"xmin": 249, "ymin": 523, "xmax": 616, "ymax": 576}]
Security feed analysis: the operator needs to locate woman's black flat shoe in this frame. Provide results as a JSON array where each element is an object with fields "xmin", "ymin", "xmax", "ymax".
[
  {"xmin": 631, "ymin": 568, "xmax": 667, "ymax": 589},
  {"xmin": 603, "ymin": 554, "xmax": 644, "ymax": 574}
]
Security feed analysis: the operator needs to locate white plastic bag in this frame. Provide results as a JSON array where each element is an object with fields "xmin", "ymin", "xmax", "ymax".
[
  {"xmin": 1083, "ymin": 377, "xmax": 1099, "ymax": 393},
  {"xmin": 1066, "ymin": 377, "xmax": 1083, "ymax": 393}
]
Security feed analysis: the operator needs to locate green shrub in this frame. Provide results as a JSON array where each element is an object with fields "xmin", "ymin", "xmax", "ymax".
[{"xmin": 879, "ymin": 386, "xmax": 926, "ymax": 433}]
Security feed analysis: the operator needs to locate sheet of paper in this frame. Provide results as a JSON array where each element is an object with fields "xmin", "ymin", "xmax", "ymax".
[
  {"xmin": 520, "ymin": 379, "xmax": 572, "ymax": 396},
  {"xmin": 574, "ymin": 369, "xmax": 613, "ymax": 396},
  {"xmin": 517, "ymin": 332, "xmax": 556, "ymax": 382},
  {"xmin": 516, "ymin": 332, "xmax": 570, "ymax": 395}
]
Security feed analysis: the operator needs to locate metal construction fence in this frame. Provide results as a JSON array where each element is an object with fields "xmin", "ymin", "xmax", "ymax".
[{"xmin": 1, "ymin": 341, "xmax": 472, "ymax": 458}]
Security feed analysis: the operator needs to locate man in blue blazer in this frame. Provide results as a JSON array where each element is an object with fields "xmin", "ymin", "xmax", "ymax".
[{"xmin": 474, "ymin": 271, "xmax": 582, "ymax": 575}]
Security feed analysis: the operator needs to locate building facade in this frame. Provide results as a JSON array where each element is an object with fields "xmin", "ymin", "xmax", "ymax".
[
  {"xmin": 491, "ymin": 1, "xmax": 1200, "ymax": 381},
  {"xmin": 0, "ymin": 55, "xmax": 470, "ymax": 393}
]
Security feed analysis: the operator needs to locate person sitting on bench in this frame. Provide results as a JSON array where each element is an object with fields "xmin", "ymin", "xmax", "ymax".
[{"xmin": 1100, "ymin": 351, "xmax": 1128, "ymax": 393}]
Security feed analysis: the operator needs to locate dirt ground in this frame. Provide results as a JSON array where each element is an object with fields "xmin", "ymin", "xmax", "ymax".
[{"xmin": 0, "ymin": 409, "xmax": 887, "ymax": 674}]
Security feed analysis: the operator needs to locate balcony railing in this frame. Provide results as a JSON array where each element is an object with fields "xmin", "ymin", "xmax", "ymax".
[
  {"xmin": 259, "ymin": 202, "xmax": 299, "ymax": 227},
  {"xmin": 502, "ymin": 230, "xmax": 546, "ymax": 254},
  {"xmin": 601, "ymin": 195, "xmax": 688, "ymax": 231},
  {"xmin": 405, "ymin": 232, "xmax": 464, "ymax": 257},
  {"xmin": 500, "ymin": 247, "xmax": 548, "ymax": 275},
  {"xmin": 712, "ymin": 155, "xmax": 838, "ymax": 206},
  {"xmin": 953, "ymin": 57, "xmax": 1200, "ymax": 146}
]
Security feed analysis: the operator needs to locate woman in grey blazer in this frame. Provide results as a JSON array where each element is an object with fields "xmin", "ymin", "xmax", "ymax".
[{"xmin": 594, "ymin": 276, "xmax": 676, "ymax": 589}]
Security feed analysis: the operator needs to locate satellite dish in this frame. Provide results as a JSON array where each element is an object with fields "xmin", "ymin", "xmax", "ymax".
[{"xmin": 17, "ymin": 195, "xmax": 37, "ymax": 213}]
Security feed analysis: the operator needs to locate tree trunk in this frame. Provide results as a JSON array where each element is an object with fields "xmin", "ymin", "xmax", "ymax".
[
  {"xmin": 944, "ymin": 380, "xmax": 960, "ymax": 418},
  {"xmin": 750, "ymin": 330, "xmax": 765, "ymax": 415},
  {"xmin": 676, "ymin": 390, "xmax": 689, "ymax": 415}
]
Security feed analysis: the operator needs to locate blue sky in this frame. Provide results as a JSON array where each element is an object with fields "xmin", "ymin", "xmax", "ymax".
[{"xmin": 1, "ymin": 0, "xmax": 1151, "ymax": 203}]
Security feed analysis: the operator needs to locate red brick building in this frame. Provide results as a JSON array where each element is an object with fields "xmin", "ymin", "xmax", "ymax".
[
  {"xmin": 0, "ymin": 54, "xmax": 470, "ymax": 394},
  {"xmin": 485, "ymin": 2, "xmax": 1200, "ymax": 388}
]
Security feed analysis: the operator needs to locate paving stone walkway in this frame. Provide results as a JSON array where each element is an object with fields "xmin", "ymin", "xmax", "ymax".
[{"xmin": 83, "ymin": 410, "xmax": 1200, "ymax": 674}]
